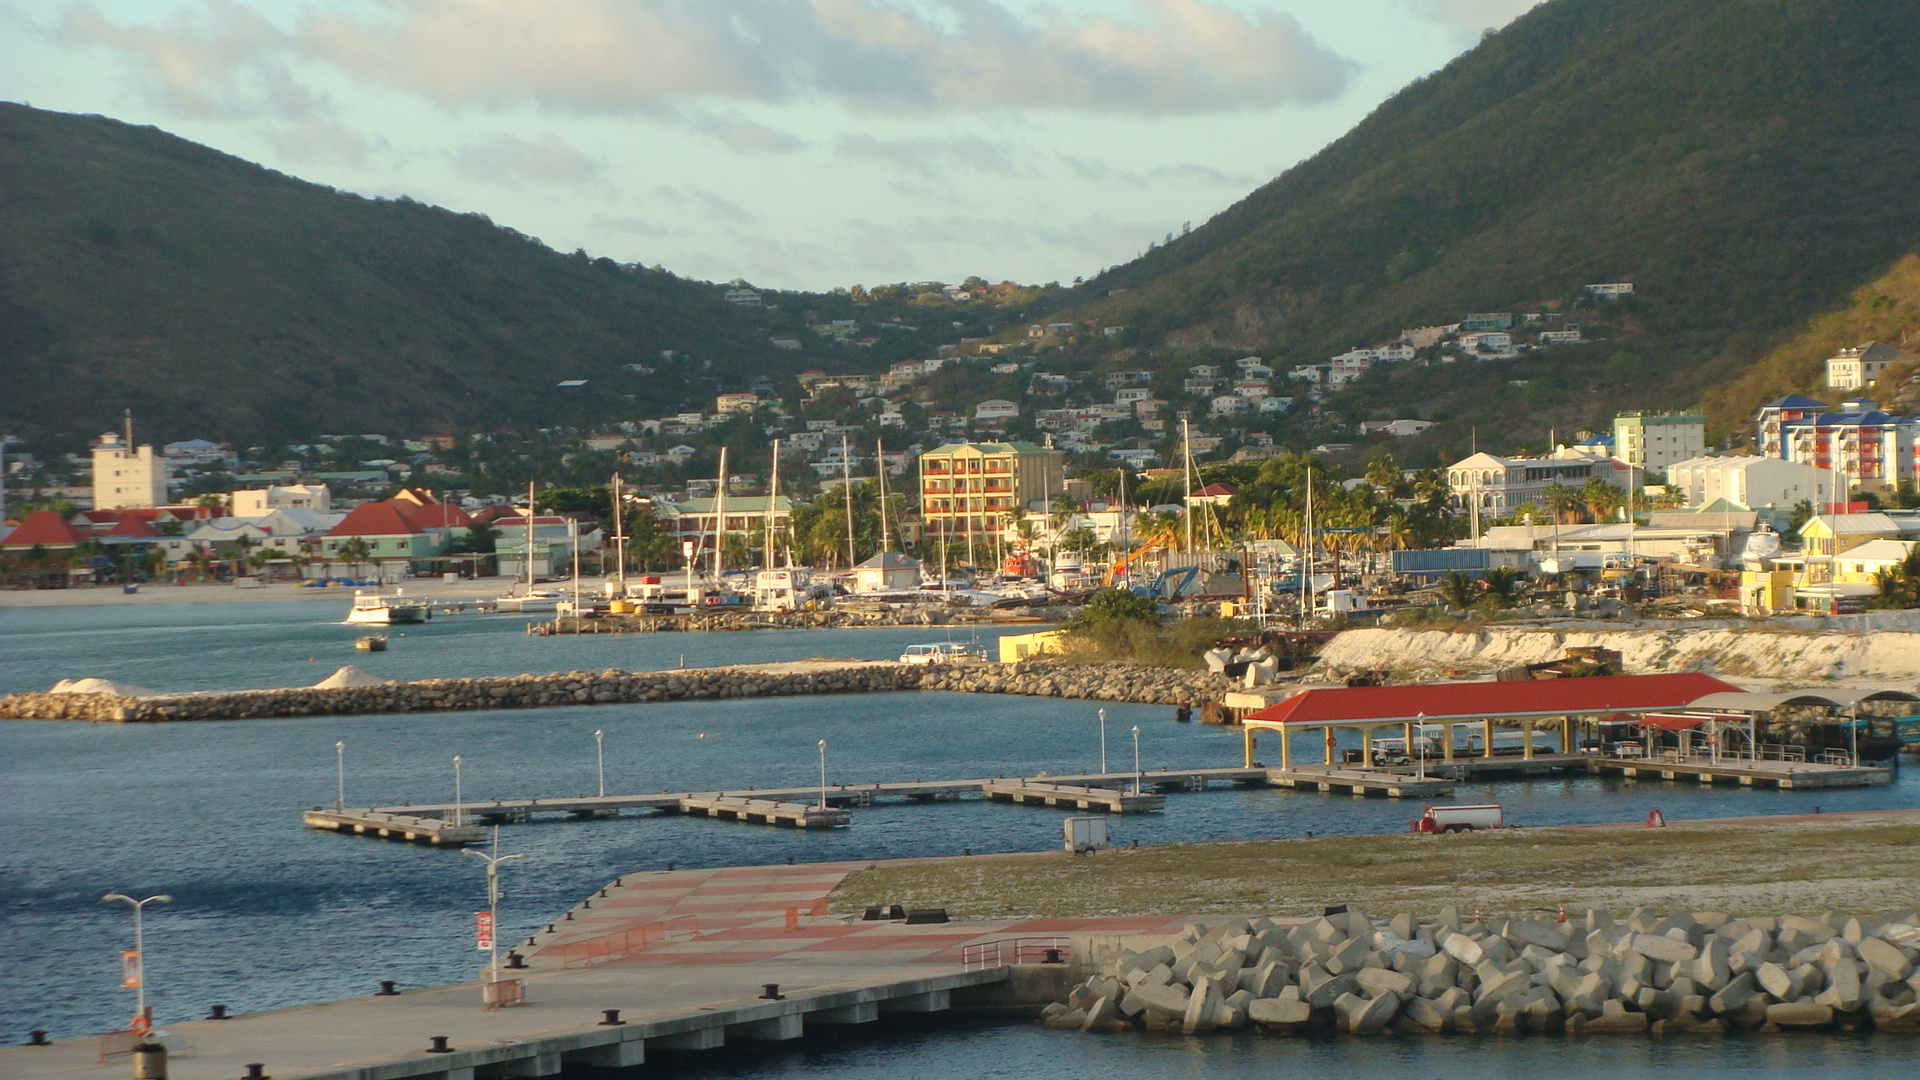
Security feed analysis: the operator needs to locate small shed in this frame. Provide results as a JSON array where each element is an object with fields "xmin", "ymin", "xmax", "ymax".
[{"xmin": 853, "ymin": 551, "xmax": 921, "ymax": 593}]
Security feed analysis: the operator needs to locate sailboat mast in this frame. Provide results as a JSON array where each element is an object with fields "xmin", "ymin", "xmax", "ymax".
[
  {"xmin": 713, "ymin": 446, "xmax": 728, "ymax": 582},
  {"xmin": 876, "ymin": 439, "xmax": 891, "ymax": 552},
  {"xmin": 526, "ymin": 480, "xmax": 537, "ymax": 591},
  {"xmin": 840, "ymin": 435, "xmax": 856, "ymax": 570},
  {"xmin": 610, "ymin": 473, "xmax": 626, "ymax": 590},
  {"xmin": 1304, "ymin": 464, "xmax": 1316, "ymax": 621},
  {"xmin": 1182, "ymin": 418, "xmax": 1195, "ymax": 554},
  {"xmin": 766, "ymin": 440, "xmax": 780, "ymax": 570}
]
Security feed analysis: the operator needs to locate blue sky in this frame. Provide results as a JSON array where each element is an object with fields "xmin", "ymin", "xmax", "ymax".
[{"xmin": 1, "ymin": 1, "xmax": 1540, "ymax": 290}]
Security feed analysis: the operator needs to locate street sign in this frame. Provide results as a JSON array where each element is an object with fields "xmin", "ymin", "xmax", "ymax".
[{"xmin": 476, "ymin": 911, "xmax": 494, "ymax": 951}]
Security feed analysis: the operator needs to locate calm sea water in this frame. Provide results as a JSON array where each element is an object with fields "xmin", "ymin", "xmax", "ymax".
[{"xmin": 2, "ymin": 600, "xmax": 1914, "ymax": 1076}]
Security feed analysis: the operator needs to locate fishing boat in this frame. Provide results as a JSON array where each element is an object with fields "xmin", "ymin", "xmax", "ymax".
[
  {"xmin": 345, "ymin": 590, "xmax": 430, "ymax": 625},
  {"xmin": 354, "ymin": 634, "xmax": 389, "ymax": 652}
]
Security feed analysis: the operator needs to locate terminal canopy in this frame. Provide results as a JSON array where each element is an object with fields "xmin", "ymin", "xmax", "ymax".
[{"xmin": 1244, "ymin": 673, "xmax": 1746, "ymax": 732}]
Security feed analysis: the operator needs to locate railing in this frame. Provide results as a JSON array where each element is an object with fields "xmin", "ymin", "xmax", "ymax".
[
  {"xmin": 1759, "ymin": 744, "xmax": 1808, "ymax": 763},
  {"xmin": 556, "ymin": 916, "xmax": 701, "ymax": 968},
  {"xmin": 962, "ymin": 936, "xmax": 1072, "ymax": 971}
]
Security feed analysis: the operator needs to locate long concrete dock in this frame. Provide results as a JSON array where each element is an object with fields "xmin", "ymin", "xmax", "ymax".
[
  {"xmin": 980, "ymin": 780, "xmax": 1166, "ymax": 813},
  {"xmin": 303, "ymin": 767, "xmax": 1271, "ymax": 845},
  {"xmin": 1589, "ymin": 755, "xmax": 1893, "ymax": 789},
  {"xmin": 1263, "ymin": 765, "xmax": 1456, "ymax": 798}
]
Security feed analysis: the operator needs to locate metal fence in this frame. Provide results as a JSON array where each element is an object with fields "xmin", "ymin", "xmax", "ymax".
[{"xmin": 961, "ymin": 936, "xmax": 1072, "ymax": 971}]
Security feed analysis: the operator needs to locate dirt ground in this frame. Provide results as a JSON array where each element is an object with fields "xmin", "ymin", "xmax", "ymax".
[{"xmin": 831, "ymin": 810, "xmax": 1920, "ymax": 921}]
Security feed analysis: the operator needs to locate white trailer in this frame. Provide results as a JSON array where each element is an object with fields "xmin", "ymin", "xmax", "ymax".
[{"xmin": 1412, "ymin": 803, "xmax": 1505, "ymax": 833}]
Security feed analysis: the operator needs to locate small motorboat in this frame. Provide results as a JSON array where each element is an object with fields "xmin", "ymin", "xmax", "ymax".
[
  {"xmin": 346, "ymin": 590, "xmax": 431, "ymax": 625},
  {"xmin": 354, "ymin": 635, "xmax": 389, "ymax": 652}
]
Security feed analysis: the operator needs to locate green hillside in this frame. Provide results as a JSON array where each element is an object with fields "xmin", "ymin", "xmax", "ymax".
[
  {"xmin": 1063, "ymin": 0, "xmax": 1920, "ymax": 442},
  {"xmin": 0, "ymin": 103, "xmax": 823, "ymax": 445}
]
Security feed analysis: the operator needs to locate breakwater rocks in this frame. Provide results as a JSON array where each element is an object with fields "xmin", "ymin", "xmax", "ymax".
[
  {"xmin": 0, "ymin": 661, "xmax": 1237, "ymax": 722},
  {"xmin": 1047, "ymin": 906, "xmax": 1920, "ymax": 1038},
  {"xmin": 533, "ymin": 607, "xmax": 1026, "ymax": 635},
  {"xmin": 921, "ymin": 661, "xmax": 1240, "ymax": 707}
]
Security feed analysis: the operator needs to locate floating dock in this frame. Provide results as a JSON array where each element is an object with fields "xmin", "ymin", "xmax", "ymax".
[
  {"xmin": 980, "ymin": 780, "xmax": 1166, "ymax": 813},
  {"xmin": 678, "ymin": 794, "xmax": 851, "ymax": 828},
  {"xmin": 1263, "ymin": 765, "xmax": 1456, "ymax": 798},
  {"xmin": 1589, "ymin": 755, "xmax": 1893, "ymax": 790}
]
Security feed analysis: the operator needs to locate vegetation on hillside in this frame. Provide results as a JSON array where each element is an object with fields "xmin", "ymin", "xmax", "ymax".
[{"xmin": 1050, "ymin": 0, "xmax": 1920, "ymax": 440}]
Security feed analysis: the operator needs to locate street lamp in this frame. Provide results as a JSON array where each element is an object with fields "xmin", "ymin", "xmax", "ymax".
[
  {"xmin": 1415, "ymin": 712, "xmax": 1427, "ymax": 781},
  {"xmin": 817, "ymin": 740, "xmax": 828, "ymax": 809},
  {"xmin": 1131, "ymin": 725, "xmax": 1141, "ymax": 796},
  {"xmin": 452, "ymin": 755, "xmax": 464, "ymax": 828},
  {"xmin": 594, "ymin": 729, "xmax": 606, "ymax": 798},
  {"xmin": 1098, "ymin": 707, "xmax": 1108, "ymax": 774},
  {"xmin": 103, "ymin": 893, "xmax": 170, "ymax": 1032},
  {"xmin": 465, "ymin": 827, "xmax": 526, "ymax": 989},
  {"xmin": 335, "ymin": 740, "xmax": 346, "ymax": 812}
]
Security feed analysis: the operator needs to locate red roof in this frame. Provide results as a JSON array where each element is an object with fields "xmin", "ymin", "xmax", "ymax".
[
  {"xmin": 394, "ymin": 500, "xmax": 470, "ymax": 530},
  {"xmin": 104, "ymin": 513, "xmax": 161, "ymax": 538},
  {"xmin": 1246, "ymin": 673, "xmax": 1747, "ymax": 728},
  {"xmin": 327, "ymin": 502, "xmax": 424, "ymax": 538},
  {"xmin": 1194, "ymin": 483, "xmax": 1238, "ymax": 498},
  {"xmin": 3, "ymin": 509, "xmax": 86, "ymax": 548}
]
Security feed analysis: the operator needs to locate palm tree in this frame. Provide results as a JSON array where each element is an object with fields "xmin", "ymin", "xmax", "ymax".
[
  {"xmin": 1541, "ymin": 483, "xmax": 1583, "ymax": 525},
  {"xmin": 1440, "ymin": 572, "xmax": 1477, "ymax": 610}
]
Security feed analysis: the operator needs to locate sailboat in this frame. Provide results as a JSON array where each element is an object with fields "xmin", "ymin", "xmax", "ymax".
[{"xmin": 497, "ymin": 482, "xmax": 563, "ymax": 612}]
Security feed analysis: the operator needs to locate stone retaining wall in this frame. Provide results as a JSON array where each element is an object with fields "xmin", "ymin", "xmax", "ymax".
[{"xmin": 0, "ymin": 661, "xmax": 1238, "ymax": 723}]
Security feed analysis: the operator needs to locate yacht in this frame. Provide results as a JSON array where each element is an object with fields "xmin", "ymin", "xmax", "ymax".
[
  {"xmin": 898, "ymin": 641, "xmax": 989, "ymax": 665},
  {"xmin": 345, "ymin": 590, "xmax": 431, "ymax": 625}
]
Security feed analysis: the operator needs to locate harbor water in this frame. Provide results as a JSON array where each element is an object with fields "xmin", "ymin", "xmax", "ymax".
[{"xmin": 2, "ymin": 598, "xmax": 1916, "ymax": 1076}]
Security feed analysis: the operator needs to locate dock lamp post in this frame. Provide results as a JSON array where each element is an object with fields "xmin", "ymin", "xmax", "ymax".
[
  {"xmin": 817, "ymin": 740, "xmax": 828, "ymax": 810},
  {"xmin": 453, "ymin": 755, "xmax": 464, "ymax": 828},
  {"xmin": 335, "ymin": 740, "xmax": 346, "ymax": 812},
  {"xmin": 465, "ymin": 828, "xmax": 526, "ymax": 989},
  {"xmin": 1131, "ymin": 725, "xmax": 1141, "ymax": 796},
  {"xmin": 103, "ymin": 893, "xmax": 170, "ymax": 1032},
  {"xmin": 1098, "ymin": 708, "xmax": 1108, "ymax": 774},
  {"xmin": 594, "ymin": 729, "xmax": 606, "ymax": 798}
]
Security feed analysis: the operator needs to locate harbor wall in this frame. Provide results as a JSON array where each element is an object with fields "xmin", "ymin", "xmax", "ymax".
[{"xmin": 0, "ymin": 661, "xmax": 1240, "ymax": 722}]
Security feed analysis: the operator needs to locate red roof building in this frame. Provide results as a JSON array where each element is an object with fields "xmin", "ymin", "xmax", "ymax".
[
  {"xmin": 103, "ymin": 513, "xmax": 161, "ymax": 539},
  {"xmin": 2, "ymin": 510, "xmax": 87, "ymax": 549},
  {"xmin": 1247, "ymin": 673, "xmax": 1746, "ymax": 728},
  {"xmin": 327, "ymin": 502, "xmax": 424, "ymax": 539}
]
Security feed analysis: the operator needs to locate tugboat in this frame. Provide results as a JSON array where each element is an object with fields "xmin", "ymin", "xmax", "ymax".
[{"xmin": 345, "ymin": 590, "xmax": 430, "ymax": 625}]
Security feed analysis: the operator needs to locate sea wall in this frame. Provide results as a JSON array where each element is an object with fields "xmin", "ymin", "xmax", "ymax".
[
  {"xmin": 1047, "ymin": 906, "xmax": 1920, "ymax": 1037},
  {"xmin": 1318, "ymin": 623, "xmax": 1920, "ymax": 686},
  {"xmin": 0, "ymin": 661, "xmax": 1236, "ymax": 722}
]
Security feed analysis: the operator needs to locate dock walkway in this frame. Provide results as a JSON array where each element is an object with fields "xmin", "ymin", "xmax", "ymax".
[{"xmin": 1589, "ymin": 755, "xmax": 1892, "ymax": 790}]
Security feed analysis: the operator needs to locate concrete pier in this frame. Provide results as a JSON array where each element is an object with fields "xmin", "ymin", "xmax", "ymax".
[
  {"xmin": 1589, "ymin": 755, "xmax": 1893, "ymax": 789},
  {"xmin": 678, "ymin": 794, "xmax": 851, "ymax": 828},
  {"xmin": 1263, "ymin": 765, "xmax": 1456, "ymax": 798},
  {"xmin": 980, "ymin": 780, "xmax": 1166, "ymax": 813}
]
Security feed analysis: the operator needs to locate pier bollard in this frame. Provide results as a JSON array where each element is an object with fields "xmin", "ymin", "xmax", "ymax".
[
  {"xmin": 761, "ymin": 984, "xmax": 785, "ymax": 1000},
  {"xmin": 377, "ymin": 981, "xmax": 400, "ymax": 996},
  {"xmin": 26, "ymin": 1030, "xmax": 49, "ymax": 1046},
  {"xmin": 426, "ymin": 1037, "xmax": 453, "ymax": 1054},
  {"xmin": 207, "ymin": 1005, "xmax": 230, "ymax": 1020},
  {"xmin": 599, "ymin": 1010, "xmax": 625, "ymax": 1026},
  {"xmin": 242, "ymin": 1065, "xmax": 270, "ymax": 1080},
  {"xmin": 131, "ymin": 1043, "xmax": 167, "ymax": 1080},
  {"xmin": 1043, "ymin": 948, "xmax": 1064, "ymax": 965},
  {"xmin": 506, "ymin": 952, "xmax": 526, "ymax": 970}
]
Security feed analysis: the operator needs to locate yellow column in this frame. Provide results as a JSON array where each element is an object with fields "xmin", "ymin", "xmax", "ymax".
[
  {"xmin": 1444, "ymin": 724, "xmax": 1456, "ymax": 762},
  {"xmin": 1281, "ymin": 726, "xmax": 1292, "ymax": 771},
  {"xmin": 1483, "ymin": 719, "xmax": 1494, "ymax": 759},
  {"xmin": 1361, "ymin": 729, "xmax": 1374, "ymax": 769},
  {"xmin": 1523, "ymin": 720, "xmax": 1534, "ymax": 760},
  {"xmin": 1404, "ymin": 721, "xmax": 1414, "ymax": 759},
  {"xmin": 1243, "ymin": 727, "xmax": 1256, "ymax": 768},
  {"xmin": 1562, "ymin": 716, "xmax": 1572, "ymax": 753}
]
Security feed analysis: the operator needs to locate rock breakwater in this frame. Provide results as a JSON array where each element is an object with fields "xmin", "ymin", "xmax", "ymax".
[
  {"xmin": 0, "ymin": 661, "xmax": 1236, "ymax": 722},
  {"xmin": 1048, "ymin": 905, "xmax": 1920, "ymax": 1037}
]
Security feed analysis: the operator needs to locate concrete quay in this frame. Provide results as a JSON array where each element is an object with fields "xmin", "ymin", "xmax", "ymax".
[
  {"xmin": 1, "ymin": 861, "xmax": 1192, "ymax": 1080},
  {"xmin": 980, "ymin": 780, "xmax": 1166, "ymax": 813},
  {"xmin": 1263, "ymin": 765, "xmax": 1457, "ymax": 799}
]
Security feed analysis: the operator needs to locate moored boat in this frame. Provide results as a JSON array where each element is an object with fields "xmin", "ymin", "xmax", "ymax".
[{"xmin": 345, "ymin": 590, "xmax": 430, "ymax": 625}]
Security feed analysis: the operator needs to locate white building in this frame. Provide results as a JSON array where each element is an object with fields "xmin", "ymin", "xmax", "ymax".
[
  {"xmin": 1446, "ymin": 447, "xmax": 1632, "ymax": 513},
  {"xmin": 1666, "ymin": 455, "xmax": 1840, "ymax": 511},
  {"xmin": 1825, "ymin": 342, "xmax": 1911, "ymax": 391},
  {"xmin": 1611, "ymin": 412, "xmax": 1706, "ymax": 475},
  {"xmin": 974, "ymin": 399, "xmax": 1020, "ymax": 421},
  {"xmin": 1457, "ymin": 332, "xmax": 1515, "ymax": 359},
  {"xmin": 90, "ymin": 423, "xmax": 168, "ymax": 511},
  {"xmin": 232, "ymin": 485, "xmax": 332, "ymax": 516},
  {"xmin": 1584, "ymin": 282, "xmax": 1635, "ymax": 299},
  {"xmin": 1209, "ymin": 395, "xmax": 1249, "ymax": 417},
  {"xmin": 1359, "ymin": 419, "xmax": 1435, "ymax": 438},
  {"xmin": 715, "ymin": 392, "xmax": 760, "ymax": 415}
]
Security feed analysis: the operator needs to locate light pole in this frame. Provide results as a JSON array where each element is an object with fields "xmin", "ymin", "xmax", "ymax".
[
  {"xmin": 335, "ymin": 740, "xmax": 346, "ymax": 812},
  {"xmin": 103, "ymin": 892, "xmax": 170, "ymax": 1031},
  {"xmin": 1131, "ymin": 725, "xmax": 1141, "ymax": 796},
  {"xmin": 465, "ymin": 827, "xmax": 526, "ymax": 988},
  {"xmin": 594, "ymin": 729, "xmax": 605, "ymax": 798},
  {"xmin": 1098, "ymin": 707, "xmax": 1108, "ymax": 774},
  {"xmin": 1415, "ymin": 712, "xmax": 1427, "ymax": 780},
  {"xmin": 452, "ymin": 755, "xmax": 464, "ymax": 828},
  {"xmin": 817, "ymin": 740, "xmax": 828, "ymax": 809}
]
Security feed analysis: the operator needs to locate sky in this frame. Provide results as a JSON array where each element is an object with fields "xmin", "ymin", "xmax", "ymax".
[{"xmin": 0, "ymin": 0, "xmax": 1543, "ymax": 291}]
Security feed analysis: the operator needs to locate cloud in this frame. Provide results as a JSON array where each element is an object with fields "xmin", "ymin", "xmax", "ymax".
[
  {"xmin": 651, "ymin": 186, "xmax": 758, "ymax": 226},
  {"xmin": 452, "ymin": 133, "xmax": 601, "ymax": 183},
  {"xmin": 836, "ymin": 133, "xmax": 1018, "ymax": 178},
  {"xmin": 1402, "ymin": 0, "xmax": 1542, "ymax": 33},
  {"xmin": 675, "ymin": 108, "xmax": 809, "ymax": 153},
  {"xmin": 59, "ymin": 0, "xmax": 318, "ymax": 119},
  {"xmin": 1060, "ymin": 155, "xmax": 1260, "ymax": 190},
  {"xmin": 588, "ymin": 214, "xmax": 682, "ymax": 238},
  {"xmin": 260, "ymin": 118, "xmax": 383, "ymax": 164},
  {"xmin": 63, "ymin": 0, "xmax": 1356, "ymax": 117}
]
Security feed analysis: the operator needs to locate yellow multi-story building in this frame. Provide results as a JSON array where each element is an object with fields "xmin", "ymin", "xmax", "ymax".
[{"xmin": 918, "ymin": 441, "xmax": 1063, "ymax": 547}]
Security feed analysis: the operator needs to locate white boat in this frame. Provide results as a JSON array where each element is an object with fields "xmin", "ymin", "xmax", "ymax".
[
  {"xmin": 346, "ymin": 590, "xmax": 430, "ymax": 625},
  {"xmin": 899, "ymin": 641, "xmax": 988, "ymax": 665},
  {"xmin": 496, "ymin": 589, "xmax": 563, "ymax": 613}
]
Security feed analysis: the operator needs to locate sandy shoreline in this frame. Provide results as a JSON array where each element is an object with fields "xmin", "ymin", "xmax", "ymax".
[{"xmin": 0, "ymin": 576, "xmax": 581, "ymax": 609}]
